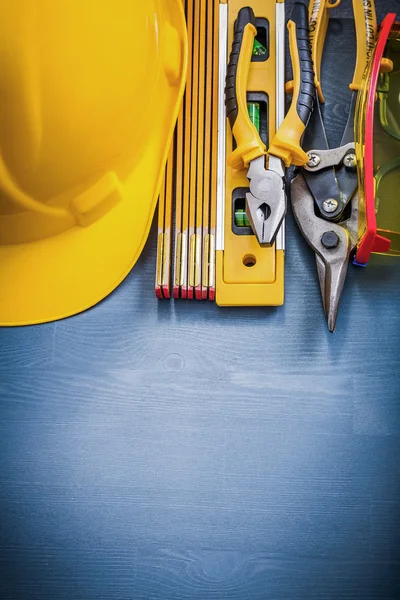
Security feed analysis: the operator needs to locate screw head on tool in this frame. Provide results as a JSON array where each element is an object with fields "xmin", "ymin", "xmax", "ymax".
[
  {"xmin": 321, "ymin": 231, "xmax": 340, "ymax": 249},
  {"xmin": 307, "ymin": 153, "xmax": 321, "ymax": 168},
  {"xmin": 322, "ymin": 198, "xmax": 339, "ymax": 213},
  {"xmin": 343, "ymin": 153, "xmax": 357, "ymax": 169}
]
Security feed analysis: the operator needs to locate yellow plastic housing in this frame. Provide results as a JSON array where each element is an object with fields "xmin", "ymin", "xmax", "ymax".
[{"xmin": 0, "ymin": 0, "xmax": 188, "ymax": 325}]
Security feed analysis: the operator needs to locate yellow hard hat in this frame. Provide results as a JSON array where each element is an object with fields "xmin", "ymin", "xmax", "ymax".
[{"xmin": 0, "ymin": 0, "xmax": 187, "ymax": 326}]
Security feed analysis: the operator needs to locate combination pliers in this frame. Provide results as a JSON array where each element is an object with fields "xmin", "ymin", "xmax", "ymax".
[{"xmin": 225, "ymin": 3, "xmax": 315, "ymax": 246}]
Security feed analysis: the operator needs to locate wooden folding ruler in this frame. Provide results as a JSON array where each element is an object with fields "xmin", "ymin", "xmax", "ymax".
[{"xmin": 156, "ymin": 0, "xmax": 219, "ymax": 300}]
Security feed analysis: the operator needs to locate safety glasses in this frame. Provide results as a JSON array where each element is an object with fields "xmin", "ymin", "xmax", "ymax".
[{"xmin": 355, "ymin": 15, "xmax": 400, "ymax": 265}]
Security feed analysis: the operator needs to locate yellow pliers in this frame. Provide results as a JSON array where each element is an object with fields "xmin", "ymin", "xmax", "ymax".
[{"xmin": 225, "ymin": 3, "xmax": 315, "ymax": 246}]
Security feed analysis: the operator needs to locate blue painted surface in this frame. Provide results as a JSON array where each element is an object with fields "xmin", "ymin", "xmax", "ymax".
[{"xmin": 1, "ymin": 2, "xmax": 400, "ymax": 599}]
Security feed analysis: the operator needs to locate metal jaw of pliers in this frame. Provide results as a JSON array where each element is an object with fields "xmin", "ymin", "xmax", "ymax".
[
  {"xmin": 292, "ymin": 173, "xmax": 359, "ymax": 333},
  {"xmin": 246, "ymin": 154, "xmax": 286, "ymax": 246}
]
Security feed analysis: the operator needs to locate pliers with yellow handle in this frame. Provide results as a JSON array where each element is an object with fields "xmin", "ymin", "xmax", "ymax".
[{"xmin": 225, "ymin": 3, "xmax": 315, "ymax": 246}]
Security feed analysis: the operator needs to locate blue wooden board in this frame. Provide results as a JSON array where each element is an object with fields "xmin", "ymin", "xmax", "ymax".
[{"xmin": 1, "ymin": 2, "xmax": 400, "ymax": 599}]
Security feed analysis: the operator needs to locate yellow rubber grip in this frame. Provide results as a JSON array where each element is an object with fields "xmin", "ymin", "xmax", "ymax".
[
  {"xmin": 350, "ymin": 0, "xmax": 377, "ymax": 91},
  {"xmin": 227, "ymin": 21, "xmax": 266, "ymax": 171},
  {"xmin": 268, "ymin": 15, "xmax": 313, "ymax": 167}
]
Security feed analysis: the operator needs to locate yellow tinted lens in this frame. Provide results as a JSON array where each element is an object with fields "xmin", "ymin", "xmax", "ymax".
[{"xmin": 374, "ymin": 29, "xmax": 400, "ymax": 254}]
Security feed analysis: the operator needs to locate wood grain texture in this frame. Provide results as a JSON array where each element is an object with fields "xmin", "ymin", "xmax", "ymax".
[{"xmin": 1, "ymin": 3, "xmax": 400, "ymax": 599}]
